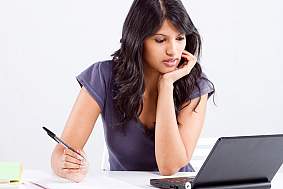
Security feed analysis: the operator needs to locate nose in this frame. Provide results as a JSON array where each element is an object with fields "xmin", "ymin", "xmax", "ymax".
[{"xmin": 166, "ymin": 41, "xmax": 177, "ymax": 57}]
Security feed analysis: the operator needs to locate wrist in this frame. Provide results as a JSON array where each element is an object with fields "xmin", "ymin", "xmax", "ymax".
[{"xmin": 158, "ymin": 77, "xmax": 174, "ymax": 92}]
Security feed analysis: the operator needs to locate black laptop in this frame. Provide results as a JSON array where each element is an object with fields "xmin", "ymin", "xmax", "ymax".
[{"xmin": 150, "ymin": 134, "xmax": 283, "ymax": 189}]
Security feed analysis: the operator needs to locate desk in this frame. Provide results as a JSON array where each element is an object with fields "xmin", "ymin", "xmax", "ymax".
[{"xmin": 15, "ymin": 170, "xmax": 283, "ymax": 188}]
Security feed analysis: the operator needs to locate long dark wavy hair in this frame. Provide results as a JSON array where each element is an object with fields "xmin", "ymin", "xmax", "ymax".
[{"xmin": 111, "ymin": 0, "xmax": 214, "ymax": 129}]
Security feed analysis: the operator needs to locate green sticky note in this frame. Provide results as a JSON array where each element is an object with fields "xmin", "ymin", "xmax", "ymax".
[{"xmin": 0, "ymin": 162, "xmax": 23, "ymax": 183}]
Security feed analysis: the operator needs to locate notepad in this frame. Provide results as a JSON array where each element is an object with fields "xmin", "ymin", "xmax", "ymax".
[{"xmin": 0, "ymin": 162, "xmax": 23, "ymax": 184}]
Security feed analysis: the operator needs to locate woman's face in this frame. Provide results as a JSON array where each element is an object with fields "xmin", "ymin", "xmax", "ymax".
[{"xmin": 143, "ymin": 19, "xmax": 186, "ymax": 74}]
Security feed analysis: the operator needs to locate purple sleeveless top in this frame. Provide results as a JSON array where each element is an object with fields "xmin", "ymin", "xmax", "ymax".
[{"xmin": 76, "ymin": 60, "xmax": 214, "ymax": 172}]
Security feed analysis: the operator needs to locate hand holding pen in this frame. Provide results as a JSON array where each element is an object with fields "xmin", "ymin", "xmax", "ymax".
[{"xmin": 43, "ymin": 127, "xmax": 88, "ymax": 182}]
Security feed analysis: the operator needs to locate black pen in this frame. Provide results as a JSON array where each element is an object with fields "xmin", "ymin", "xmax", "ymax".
[{"xmin": 42, "ymin": 126, "xmax": 85, "ymax": 159}]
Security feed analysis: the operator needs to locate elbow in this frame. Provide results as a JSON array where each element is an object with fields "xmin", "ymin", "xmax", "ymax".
[
  {"xmin": 158, "ymin": 157, "xmax": 191, "ymax": 176},
  {"xmin": 158, "ymin": 164, "xmax": 182, "ymax": 176},
  {"xmin": 159, "ymin": 168, "xmax": 178, "ymax": 176}
]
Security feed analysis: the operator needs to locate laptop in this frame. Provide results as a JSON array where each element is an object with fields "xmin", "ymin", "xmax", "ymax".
[{"xmin": 150, "ymin": 134, "xmax": 283, "ymax": 189}]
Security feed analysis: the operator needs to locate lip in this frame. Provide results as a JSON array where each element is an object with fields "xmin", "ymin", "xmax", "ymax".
[{"xmin": 162, "ymin": 58, "xmax": 178, "ymax": 67}]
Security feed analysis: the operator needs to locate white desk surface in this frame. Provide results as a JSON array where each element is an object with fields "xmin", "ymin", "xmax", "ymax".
[{"xmin": 5, "ymin": 169, "xmax": 283, "ymax": 189}]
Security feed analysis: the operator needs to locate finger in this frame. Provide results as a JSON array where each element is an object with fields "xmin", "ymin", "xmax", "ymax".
[
  {"xmin": 182, "ymin": 50, "xmax": 190, "ymax": 55},
  {"xmin": 80, "ymin": 166, "xmax": 88, "ymax": 174},
  {"xmin": 64, "ymin": 148, "xmax": 84, "ymax": 160},
  {"xmin": 77, "ymin": 149, "xmax": 87, "ymax": 160},
  {"xmin": 182, "ymin": 50, "xmax": 197, "ymax": 59},
  {"xmin": 62, "ymin": 161, "xmax": 81, "ymax": 169},
  {"xmin": 181, "ymin": 54, "xmax": 197, "ymax": 68},
  {"xmin": 62, "ymin": 154, "xmax": 83, "ymax": 165},
  {"xmin": 178, "ymin": 58, "xmax": 196, "ymax": 74},
  {"xmin": 77, "ymin": 151, "xmax": 88, "ymax": 167},
  {"xmin": 62, "ymin": 163, "xmax": 88, "ymax": 173},
  {"xmin": 182, "ymin": 50, "xmax": 195, "ymax": 57},
  {"xmin": 180, "ymin": 55, "xmax": 191, "ymax": 68},
  {"xmin": 62, "ymin": 168, "xmax": 80, "ymax": 174},
  {"xmin": 181, "ymin": 53, "xmax": 197, "ymax": 62},
  {"xmin": 75, "ymin": 149, "xmax": 88, "ymax": 167}
]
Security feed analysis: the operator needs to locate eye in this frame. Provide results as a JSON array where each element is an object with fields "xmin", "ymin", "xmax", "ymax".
[
  {"xmin": 176, "ymin": 36, "xmax": 185, "ymax": 41},
  {"xmin": 155, "ymin": 38, "xmax": 165, "ymax": 43}
]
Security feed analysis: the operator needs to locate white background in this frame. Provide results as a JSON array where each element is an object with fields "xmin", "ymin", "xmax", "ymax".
[{"xmin": 0, "ymin": 0, "xmax": 282, "ymax": 173}]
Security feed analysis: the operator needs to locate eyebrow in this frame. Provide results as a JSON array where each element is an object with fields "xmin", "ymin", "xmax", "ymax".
[{"xmin": 153, "ymin": 33, "xmax": 184, "ymax": 37}]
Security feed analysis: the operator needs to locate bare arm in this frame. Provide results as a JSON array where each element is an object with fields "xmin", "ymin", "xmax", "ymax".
[
  {"xmin": 51, "ymin": 86, "xmax": 101, "ymax": 182},
  {"xmin": 155, "ymin": 80, "xmax": 208, "ymax": 175}
]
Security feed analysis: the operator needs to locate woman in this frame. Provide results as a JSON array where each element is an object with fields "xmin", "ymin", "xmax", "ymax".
[{"xmin": 51, "ymin": 0, "xmax": 215, "ymax": 182}]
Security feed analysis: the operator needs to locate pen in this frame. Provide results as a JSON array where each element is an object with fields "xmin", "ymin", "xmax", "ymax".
[
  {"xmin": 42, "ymin": 126, "xmax": 84, "ymax": 159},
  {"xmin": 23, "ymin": 181, "xmax": 50, "ymax": 189}
]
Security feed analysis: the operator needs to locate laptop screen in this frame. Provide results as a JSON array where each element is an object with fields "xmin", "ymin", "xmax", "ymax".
[{"xmin": 193, "ymin": 134, "xmax": 283, "ymax": 187}]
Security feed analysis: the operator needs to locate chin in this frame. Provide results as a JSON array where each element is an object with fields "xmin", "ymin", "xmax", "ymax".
[{"xmin": 159, "ymin": 66, "xmax": 176, "ymax": 74}]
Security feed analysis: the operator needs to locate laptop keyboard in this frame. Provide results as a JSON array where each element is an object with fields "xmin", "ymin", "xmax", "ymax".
[{"xmin": 160, "ymin": 176, "xmax": 195, "ymax": 184}]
